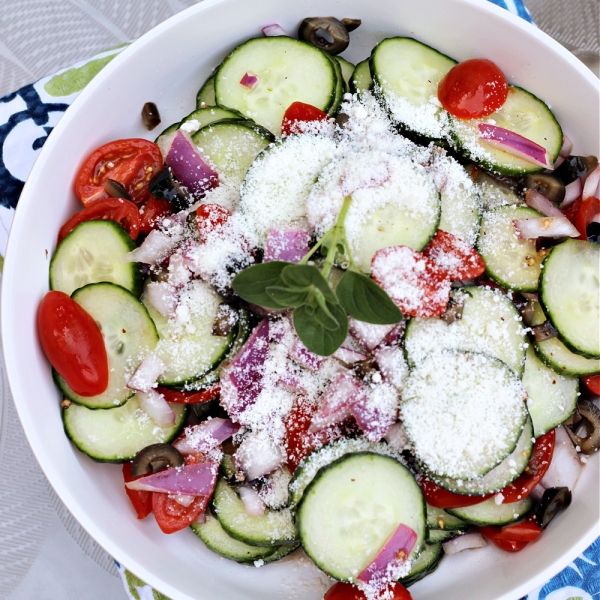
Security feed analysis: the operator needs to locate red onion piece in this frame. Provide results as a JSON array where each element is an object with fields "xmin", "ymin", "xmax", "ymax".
[
  {"xmin": 539, "ymin": 426, "xmax": 584, "ymax": 491},
  {"xmin": 161, "ymin": 130, "xmax": 219, "ymax": 197},
  {"xmin": 168, "ymin": 254, "xmax": 191, "ymax": 288},
  {"xmin": 559, "ymin": 135, "xmax": 573, "ymax": 158},
  {"xmin": 561, "ymin": 178, "xmax": 583, "ymax": 209},
  {"xmin": 145, "ymin": 281, "xmax": 178, "ymax": 317},
  {"xmin": 234, "ymin": 435, "xmax": 285, "ymax": 481},
  {"xmin": 349, "ymin": 318, "xmax": 396, "ymax": 352},
  {"xmin": 513, "ymin": 216, "xmax": 580, "ymax": 239},
  {"xmin": 384, "ymin": 422, "xmax": 409, "ymax": 452},
  {"xmin": 289, "ymin": 339, "xmax": 325, "ymax": 371},
  {"xmin": 126, "ymin": 462, "xmax": 219, "ymax": 495},
  {"xmin": 240, "ymin": 73, "xmax": 259, "ymax": 89},
  {"xmin": 238, "ymin": 486, "xmax": 266, "ymax": 516},
  {"xmin": 525, "ymin": 189, "xmax": 564, "ymax": 217},
  {"xmin": 262, "ymin": 23, "xmax": 290, "ymax": 36},
  {"xmin": 373, "ymin": 345, "xmax": 409, "ymax": 391},
  {"xmin": 582, "ymin": 164, "xmax": 600, "ymax": 200},
  {"xmin": 137, "ymin": 390, "xmax": 176, "ymax": 427},
  {"xmin": 125, "ymin": 229, "xmax": 182, "ymax": 264},
  {"xmin": 479, "ymin": 124, "xmax": 552, "ymax": 170},
  {"xmin": 357, "ymin": 524, "xmax": 417, "ymax": 584},
  {"xmin": 172, "ymin": 493, "xmax": 196, "ymax": 507},
  {"xmin": 264, "ymin": 229, "xmax": 310, "ymax": 263},
  {"xmin": 333, "ymin": 346, "xmax": 368, "ymax": 365},
  {"xmin": 442, "ymin": 533, "xmax": 487, "ymax": 555},
  {"xmin": 127, "ymin": 352, "xmax": 166, "ymax": 393},
  {"xmin": 277, "ymin": 368, "xmax": 306, "ymax": 393},
  {"xmin": 194, "ymin": 512, "xmax": 207, "ymax": 524},
  {"xmin": 220, "ymin": 319, "xmax": 269, "ymax": 418},
  {"xmin": 351, "ymin": 383, "xmax": 399, "ymax": 442},
  {"xmin": 174, "ymin": 418, "xmax": 241, "ymax": 455}
]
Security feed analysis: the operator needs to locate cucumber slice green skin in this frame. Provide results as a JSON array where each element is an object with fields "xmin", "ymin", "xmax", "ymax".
[
  {"xmin": 399, "ymin": 543, "xmax": 443, "ymax": 588},
  {"xmin": 474, "ymin": 169, "xmax": 523, "ymax": 212},
  {"xmin": 212, "ymin": 478, "xmax": 298, "ymax": 547},
  {"xmin": 539, "ymin": 239, "xmax": 600, "ymax": 359},
  {"xmin": 530, "ymin": 302, "xmax": 600, "ymax": 377},
  {"xmin": 430, "ymin": 418, "xmax": 534, "ymax": 495},
  {"xmin": 426, "ymin": 528, "xmax": 464, "ymax": 543},
  {"xmin": 349, "ymin": 59, "xmax": 372, "ymax": 95},
  {"xmin": 56, "ymin": 283, "xmax": 159, "ymax": 409},
  {"xmin": 446, "ymin": 496, "xmax": 534, "ymax": 526},
  {"xmin": 50, "ymin": 220, "xmax": 142, "ymax": 298},
  {"xmin": 523, "ymin": 345, "xmax": 579, "ymax": 437},
  {"xmin": 196, "ymin": 72, "xmax": 216, "ymax": 107},
  {"xmin": 326, "ymin": 54, "xmax": 345, "ymax": 116},
  {"xmin": 476, "ymin": 205, "xmax": 543, "ymax": 292},
  {"xmin": 426, "ymin": 504, "xmax": 468, "ymax": 531},
  {"xmin": 63, "ymin": 395, "xmax": 187, "ymax": 462},
  {"xmin": 297, "ymin": 452, "xmax": 427, "ymax": 582},
  {"xmin": 335, "ymin": 56, "xmax": 355, "ymax": 92}
]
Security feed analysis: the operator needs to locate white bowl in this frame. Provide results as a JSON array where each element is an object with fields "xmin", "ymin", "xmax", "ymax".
[{"xmin": 2, "ymin": 0, "xmax": 599, "ymax": 598}]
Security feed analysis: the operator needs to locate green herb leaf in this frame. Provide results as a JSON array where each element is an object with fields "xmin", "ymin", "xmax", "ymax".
[
  {"xmin": 281, "ymin": 264, "xmax": 337, "ymax": 303},
  {"xmin": 336, "ymin": 270, "xmax": 403, "ymax": 324},
  {"xmin": 312, "ymin": 289, "xmax": 340, "ymax": 331},
  {"xmin": 265, "ymin": 285, "xmax": 310, "ymax": 308},
  {"xmin": 293, "ymin": 301, "xmax": 348, "ymax": 356},
  {"xmin": 231, "ymin": 261, "xmax": 291, "ymax": 309}
]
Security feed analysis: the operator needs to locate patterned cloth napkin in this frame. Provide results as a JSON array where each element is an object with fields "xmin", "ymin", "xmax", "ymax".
[{"xmin": 0, "ymin": 1, "xmax": 598, "ymax": 599}]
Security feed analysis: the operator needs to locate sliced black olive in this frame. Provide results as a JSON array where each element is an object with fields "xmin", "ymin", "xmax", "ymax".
[
  {"xmin": 553, "ymin": 155, "xmax": 599, "ymax": 185},
  {"xmin": 148, "ymin": 167, "xmax": 192, "ymax": 212},
  {"xmin": 212, "ymin": 303, "xmax": 239, "ymax": 336},
  {"xmin": 530, "ymin": 320, "xmax": 558, "ymax": 342},
  {"xmin": 335, "ymin": 113, "xmax": 350, "ymax": 129},
  {"xmin": 130, "ymin": 443, "xmax": 184, "ymax": 477},
  {"xmin": 103, "ymin": 178, "xmax": 131, "ymax": 200},
  {"xmin": 587, "ymin": 221, "xmax": 600, "ymax": 244},
  {"xmin": 565, "ymin": 399, "xmax": 600, "ymax": 455},
  {"xmin": 441, "ymin": 296, "xmax": 464, "ymax": 324},
  {"xmin": 521, "ymin": 174, "xmax": 565, "ymax": 205},
  {"xmin": 341, "ymin": 18, "xmax": 361, "ymax": 32},
  {"xmin": 299, "ymin": 17, "xmax": 350, "ymax": 55},
  {"xmin": 192, "ymin": 398, "xmax": 221, "ymax": 422},
  {"xmin": 535, "ymin": 487, "xmax": 572, "ymax": 529},
  {"xmin": 142, "ymin": 102, "xmax": 161, "ymax": 131}
]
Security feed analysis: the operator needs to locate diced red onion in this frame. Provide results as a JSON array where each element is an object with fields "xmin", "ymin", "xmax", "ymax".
[
  {"xmin": 349, "ymin": 318, "xmax": 395, "ymax": 352},
  {"xmin": 262, "ymin": 23, "xmax": 290, "ymax": 36},
  {"xmin": 220, "ymin": 319, "xmax": 269, "ymax": 418},
  {"xmin": 525, "ymin": 189, "xmax": 564, "ymax": 217},
  {"xmin": 289, "ymin": 339, "xmax": 325, "ymax": 371},
  {"xmin": 161, "ymin": 130, "xmax": 219, "ymax": 197},
  {"xmin": 358, "ymin": 524, "xmax": 417, "ymax": 584},
  {"xmin": 194, "ymin": 511, "xmax": 207, "ymax": 524},
  {"xmin": 333, "ymin": 346, "xmax": 368, "ymax": 365},
  {"xmin": 137, "ymin": 390, "xmax": 175, "ymax": 427},
  {"xmin": 513, "ymin": 217, "xmax": 579, "ymax": 239},
  {"xmin": 479, "ymin": 124, "xmax": 553, "ymax": 170},
  {"xmin": 240, "ymin": 73, "xmax": 259, "ymax": 89},
  {"xmin": 238, "ymin": 486, "xmax": 266, "ymax": 516},
  {"xmin": 561, "ymin": 178, "xmax": 583, "ymax": 209},
  {"xmin": 173, "ymin": 418, "xmax": 241, "ymax": 455},
  {"xmin": 145, "ymin": 281, "xmax": 178, "ymax": 317},
  {"xmin": 125, "ymin": 229, "xmax": 182, "ymax": 264},
  {"xmin": 539, "ymin": 425, "xmax": 584, "ymax": 492},
  {"xmin": 382, "ymin": 322, "xmax": 406, "ymax": 346},
  {"xmin": 234, "ymin": 435, "xmax": 285, "ymax": 481},
  {"xmin": 529, "ymin": 482, "xmax": 546, "ymax": 503},
  {"xmin": 351, "ymin": 382, "xmax": 399, "ymax": 442},
  {"xmin": 442, "ymin": 533, "xmax": 487, "ymax": 555},
  {"xmin": 277, "ymin": 369, "xmax": 306, "ymax": 393},
  {"xmin": 582, "ymin": 165, "xmax": 600, "ymax": 200},
  {"xmin": 125, "ymin": 462, "xmax": 219, "ymax": 495},
  {"xmin": 172, "ymin": 493, "xmax": 196, "ymax": 507},
  {"xmin": 384, "ymin": 422, "xmax": 410, "ymax": 452},
  {"xmin": 559, "ymin": 135, "xmax": 573, "ymax": 158},
  {"xmin": 310, "ymin": 371, "xmax": 366, "ymax": 433},
  {"xmin": 168, "ymin": 254, "xmax": 191, "ymax": 288},
  {"xmin": 127, "ymin": 352, "xmax": 166, "ymax": 393},
  {"xmin": 264, "ymin": 229, "xmax": 310, "ymax": 263},
  {"xmin": 373, "ymin": 345, "xmax": 409, "ymax": 391}
]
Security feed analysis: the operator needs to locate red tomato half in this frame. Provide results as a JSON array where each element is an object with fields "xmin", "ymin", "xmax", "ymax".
[
  {"xmin": 564, "ymin": 196, "xmax": 600, "ymax": 240},
  {"xmin": 139, "ymin": 197, "xmax": 172, "ymax": 235},
  {"xmin": 122, "ymin": 462, "xmax": 153, "ymax": 520},
  {"xmin": 423, "ymin": 230, "xmax": 486, "ymax": 280},
  {"xmin": 480, "ymin": 518, "xmax": 542, "ymax": 552},
  {"xmin": 438, "ymin": 59, "xmax": 508, "ymax": 119},
  {"xmin": 196, "ymin": 203, "xmax": 232, "ymax": 242},
  {"xmin": 156, "ymin": 385, "xmax": 220, "ymax": 404},
  {"xmin": 281, "ymin": 102, "xmax": 329, "ymax": 136},
  {"xmin": 57, "ymin": 197, "xmax": 141, "ymax": 243},
  {"xmin": 152, "ymin": 493, "xmax": 209, "ymax": 534},
  {"xmin": 75, "ymin": 139, "xmax": 163, "ymax": 206},
  {"xmin": 583, "ymin": 375, "xmax": 600, "ymax": 396},
  {"xmin": 324, "ymin": 582, "xmax": 413, "ymax": 600},
  {"xmin": 38, "ymin": 291, "xmax": 108, "ymax": 396},
  {"xmin": 419, "ymin": 477, "xmax": 492, "ymax": 509}
]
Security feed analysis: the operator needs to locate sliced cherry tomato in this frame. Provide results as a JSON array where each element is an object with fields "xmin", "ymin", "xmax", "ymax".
[
  {"xmin": 371, "ymin": 246, "xmax": 451, "ymax": 318},
  {"xmin": 37, "ymin": 291, "xmax": 108, "ymax": 396},
  {"xmin": 156, "ymin": 384, "xmax": 221, "ymax": 404},
  {"xmin": 281, "ymin": 101, "xmax": 329, "ymax": 136},
  {"xmin": 57, "ymin": 197, "xmax": 141, "ymax": 243},
  {"xmin": 324, "ymin": 581, "xmax": 413, "ymax": 600},
  {"xmin": 438, "ymin": 58, "xmax": 508, "ymax": 119},
  {"xmin": 152, "ymin": 492, "xmax": 209, "ymax": 534},
  {"xmin": 122, "ymin": 462, "xmax": 153, "ymax": 519},
  {"xmin": 483, "ymin": 537, "xmax": 530, "ymax": 552},
  {"xmin": 139, "ymin": 197, "xmax": 172, "ymax": 235},
  {"xmin": 75, "ymin": 138, "xmax": 163, "ymax": 206},
  {"xmin": 582, "ymin": 375, "xmax": 600, "ymax": 396},
  {"xmin": 480, "ymin": 517, "xmax": 542, "ymax": 552},
  {"xmin": 500, "ymin": 429, "xmax": 555, "ymax": 503},
  {"xmin": 419, "ymin": 476, "xmax": 492, "ymax": 509},
  {"xmin": 196, "ymin": 203, "xmax": 232, "ymax": 242},
  {"xmin": 565, "ymin": 196, "xmax": 600, "ymax": 240},
  {"xmin": 423, "ymin": 230, "xmax": 486, "ymax": 280}
]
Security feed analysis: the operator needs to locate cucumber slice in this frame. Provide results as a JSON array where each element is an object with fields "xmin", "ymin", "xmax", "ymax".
[
  {"xmin": 63, "ymin": 394, "xmax": 186, "ymax": 462},
  {"xmin": 472, "ymin": 168, "xmax": 522, "ymax": 211},
  {"xmin": 370, "ymin": 37, "xmax": 456, "ymax": 140},
  {"xmin": 399, "ymin": 542, "xmax": 443, "ymax": 587},
  {"xmin": 447, "ymin": 496, "xmax": 534, "ymax": 526},
  {"xmin": 306, "ymin": 151, "xmax": 440, "ymax": 272},
  {"xmin": 530, "ymin": 302, "xmax": 600, "ymax": 377},
  {"xmin": 214, "ymin": 37, "xmax": 340, "ymax": 135},
  {"xmin": 432, "ymin": 418, "xmax": 534, "ymax": 495},
  {"xmin": 426, "ymin": 505, "xmax": 468, "ymax": 531},
  {"xmin": 240, "ymin": 134, "xmax": 338, "ymax": 243},
  {"xmin": 539, "ymin": 239, "xmax": 600, "ymax": 358},
  {"xmin": 404, "ymin": 286, "xmax": 527, "ymax": 376},
  {"xmin": 427, "ymin": 528, "xmax": 463, "ymax": 543},
  {"xmin": 261, "ymin": 540, "xmax": 300, "ymax": 564},
  {"xmin": 349, "ymin": 59, "xmax": 372, "ymax": 95},
  {"xmin": 523, "ymin": 345, "xmax": 578, "ymax": 437},
  {"xmin": 192, "ymin": 119, "xmax": 273, "ymax": 191},
  {"xmin": 477, "ymin": 205, "xmax": 543, "ymax": 292},
  {"xmin": 196, "ymin": 72, "xmax": 216, "ymax": 107},
  {"xmin": 50, "ymin": 220, "xmax": 141, "ymax": 297},
  {"xmin": 327, "ymin": 54, "xmax": 345, "ymax": 116},
  {"xmin": 55, "ymin": 283, "xmax": 158, "ymax": 409},
  {"xmin": 335, "ymin": 57, "xmax": 355, "ymax": 92},
  {"xmin": 212, "ymin": 478, "xmax": 298, "ymax": 547},
  {"xmin": 402, "ymin": 351, "xmax": 528, "ymax": 480},
  {"xmin": 143, "ymin": 280, "xmax": 234, "ymax": 387},
  {"xmin": 450, "ymin": 86, "xmax": 563, "ymax": 176},
  {"xmin": 297, "ymin": 452, "xmax": 426, "ymax": 582},
  {"xmin": 289, "ymin": 437, "xmax": 403, "ymax": 508}
]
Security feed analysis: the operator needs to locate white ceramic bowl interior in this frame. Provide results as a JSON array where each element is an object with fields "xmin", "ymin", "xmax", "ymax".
[{"xmin": 2, "ymin": 0, "xmax": 599, "ymax": 599}]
